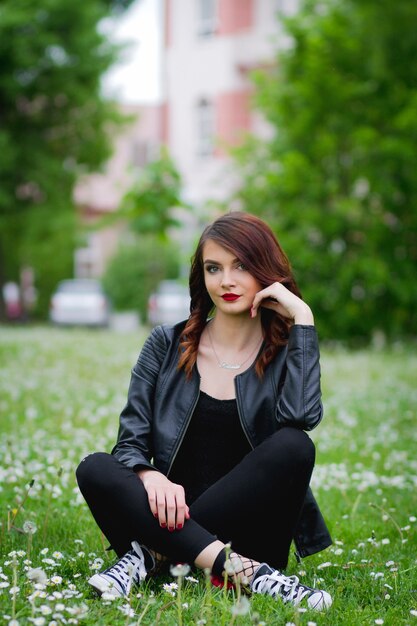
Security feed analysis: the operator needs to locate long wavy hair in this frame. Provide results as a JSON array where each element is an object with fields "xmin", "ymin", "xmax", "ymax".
[{"xmin": 178, "ymin": 212, "xmax": 302, "ymax": 378}]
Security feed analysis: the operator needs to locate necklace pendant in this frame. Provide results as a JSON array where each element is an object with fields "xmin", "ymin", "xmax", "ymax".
[{"xmin": 220, "ymin": 362, "xmax": 241, "ymax": 370}]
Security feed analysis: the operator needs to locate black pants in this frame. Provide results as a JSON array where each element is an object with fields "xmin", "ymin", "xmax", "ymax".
[{"xmin": 76, "ymin": 427, "xmax": 315, "ymax": 570}]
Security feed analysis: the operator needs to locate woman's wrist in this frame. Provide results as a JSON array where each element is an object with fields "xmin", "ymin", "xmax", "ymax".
[
  {"xmin": 293, "ymin": 305, "xmax": 314, "ymax": 325},
  {"xmin": 137, "ymin": 468, "xmax": 158, "ymax": 481}
]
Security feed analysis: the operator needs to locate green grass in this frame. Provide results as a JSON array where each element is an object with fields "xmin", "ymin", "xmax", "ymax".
[{"xmin": 0, "ymin": 326, "xmax": 416, "ymax": 625}]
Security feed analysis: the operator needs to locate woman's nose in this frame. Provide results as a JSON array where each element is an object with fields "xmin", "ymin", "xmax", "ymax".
[{"xmin": 221, "ymin": 269, "xmax": 236, "ymax": 288}]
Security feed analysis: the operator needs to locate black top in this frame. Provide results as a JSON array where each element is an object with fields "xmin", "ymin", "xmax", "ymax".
[{"xmin": 169, "ymin": 391, "xmax": 252, "ymax": 503}]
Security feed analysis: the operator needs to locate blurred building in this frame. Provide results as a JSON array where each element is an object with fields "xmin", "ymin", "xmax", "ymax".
[
  {"xmin": 74, "ymin": 1, "xmax": 296, "ymax": 276},
  {"xmin": 162, "ymin": 0, "xmax": 296, "ymax": 207}
]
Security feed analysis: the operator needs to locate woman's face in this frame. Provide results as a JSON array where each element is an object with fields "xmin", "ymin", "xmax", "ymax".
[{"xmin": 202, "ymin": 240, "xmax": 262, "ymax": 316}]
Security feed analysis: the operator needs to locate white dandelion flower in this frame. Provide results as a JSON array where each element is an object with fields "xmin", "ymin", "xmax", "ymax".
[
  {"xmin": 50, "ymin": 576, "xmax": 62, "ymax": 585},
  {"xmin": 52, "ymin": 552, "xmax": 64, "ymax": 560},
  {"xmin": 185, "ymin": 575, "xmax": 199, "ymax": 583}
]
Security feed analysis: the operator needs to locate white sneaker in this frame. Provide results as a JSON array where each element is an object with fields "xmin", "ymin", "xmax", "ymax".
[
  {"xmin": 251, "ymin": 564, "xmax": 332, "ymax": 611},
  {"xmin": 88, "ymin": 541, "xmax": 154, "ymax": 598}
]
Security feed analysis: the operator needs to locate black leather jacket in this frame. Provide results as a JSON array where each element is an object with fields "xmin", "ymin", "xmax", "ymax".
[{"xmin": 112, "ymin": 321, "xmax": 332, "ymax": 559}]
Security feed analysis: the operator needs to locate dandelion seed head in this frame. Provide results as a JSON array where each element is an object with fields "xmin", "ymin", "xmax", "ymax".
[
  {"xmin": 170, "ymin": 563, "xmax": 190, "ymax": 577},
  {"xmin": 224, "ymin": 557, "xmax": 242, "ymax": 575},
  {"xmin": 27, "ymin": 568, "xmax": 47, "ymax": 585},
  {"xmin": 23, "ymin": 520, "xmax": 37, "ymax": 535},
  {"xmin": 231, "ymin": 596, "xmax": 250, "ymax": 616}
]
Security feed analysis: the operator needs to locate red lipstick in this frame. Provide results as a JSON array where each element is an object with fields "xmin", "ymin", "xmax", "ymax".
[{"xmin": 222, "ymin": 293, "xmax": 240, "ymax": 302}]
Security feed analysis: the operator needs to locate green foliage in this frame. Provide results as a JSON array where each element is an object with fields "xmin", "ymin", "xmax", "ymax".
[
  {"xmin": 115, "ymin": 149, "xmax": 190, "ymax": 240},
  {"xmin": 102, "ymin": 235, "xmax": 181, "ymax": 320},
  {"xmin": 0, "ymin": 0, "xmax": 127, "ymax": 316},
  {"xmin": 234, "ymin": 0, "xmax": 417, "ymax": 340}
]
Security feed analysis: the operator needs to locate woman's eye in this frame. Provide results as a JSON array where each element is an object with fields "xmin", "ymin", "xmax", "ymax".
[
  {"xmin": 237, "ymin": 263, "xmax": 247, "ymax": 271},
  {"xmin": 206, "ymin": 265, "xmax": 219, "ymax": 274}
]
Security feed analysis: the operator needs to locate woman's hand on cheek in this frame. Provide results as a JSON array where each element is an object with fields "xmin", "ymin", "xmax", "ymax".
[
  {"xmin": 137, "ymin": 469, "xmax": 190, "ymax": 531},
  {"xmin": 251, "ymin": 282, "xmax": 314, "ymax": 325}
]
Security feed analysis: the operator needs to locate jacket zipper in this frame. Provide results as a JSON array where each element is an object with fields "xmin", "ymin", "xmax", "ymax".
[
  {"xmin": 234, "ymin": 376, "xmax": 254, "ymax": 450},
  {"xmin": 166, "ymin": 389, "xmax": 200, "ymax": 477}
]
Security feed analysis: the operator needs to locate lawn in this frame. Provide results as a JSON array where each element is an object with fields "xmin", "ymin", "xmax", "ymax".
[{"xmin": 0, "ymin": 326, "xmax": 416, "ymax": 626}]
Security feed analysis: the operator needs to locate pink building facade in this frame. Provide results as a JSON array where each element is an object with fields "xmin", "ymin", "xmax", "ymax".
[
  {"xmin": 162, "ymin": 0, "xmax": 293, "ymax": 209},
  {"xmin": 74, "ymin": 104, "xmax": 164, "ymax": 277}
]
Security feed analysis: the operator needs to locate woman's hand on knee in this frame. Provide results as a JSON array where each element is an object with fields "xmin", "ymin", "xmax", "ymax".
[{"xmin": 137, "ymin": 469, "xmax": 190, "ymax": 530}]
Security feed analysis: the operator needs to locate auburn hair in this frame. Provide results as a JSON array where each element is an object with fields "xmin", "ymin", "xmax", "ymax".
[{"xmin": 178, "ymin": 211, "xmax": 302, "ymax": 378}]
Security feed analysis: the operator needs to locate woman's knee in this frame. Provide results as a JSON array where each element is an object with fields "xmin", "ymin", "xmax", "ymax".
[
  {"xmin": 264, "ymin": 428, "xmax": 315, "ymax": 469},
  {"xmin": 75, "ymin": 452, "xmax": 116, "ymax": 491}
]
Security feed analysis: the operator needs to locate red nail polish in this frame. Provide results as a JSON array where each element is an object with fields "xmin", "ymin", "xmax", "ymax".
[
  {"xmin": 154, "ymin": 513, "xmax": 158, "ymax": 518},
  {"xmin": 160, "ymin": 522, "xmax": 167, "ymax": 528},
  {"xmin": 168, "ymin": 526, "xmax": 174, "ymax": 532},
  {"xmin": 177, "ymin": 524, "xmax": 183, "ymax": 530}
]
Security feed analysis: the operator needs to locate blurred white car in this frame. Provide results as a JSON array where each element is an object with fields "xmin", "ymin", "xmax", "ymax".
[
  {"xmin": 147, "ymin": 280, "xmax": 190, "ymax": 326},
  {"xmin": 49, "ymin": 279, "xmax": 110, "ymax": 327}
]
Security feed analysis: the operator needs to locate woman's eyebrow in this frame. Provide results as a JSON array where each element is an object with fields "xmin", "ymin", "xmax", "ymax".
[{"xmin": 203, "ymin": 258, "xmax": 239, "ymax": 265}]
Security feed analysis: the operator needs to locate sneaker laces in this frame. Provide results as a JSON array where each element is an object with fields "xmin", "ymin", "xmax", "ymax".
[
  {"xmin": 251, "ymin": 567, "xmax": 331, "ymax": 609},
  {"xmin": 102, "ymin": 542, "xmax": 147, "ymax": 593}
]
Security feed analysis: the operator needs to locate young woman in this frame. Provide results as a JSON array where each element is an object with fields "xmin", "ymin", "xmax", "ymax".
[{"xmin": 76, "ymin": 212, "xmax": 332, "ymax": 610}]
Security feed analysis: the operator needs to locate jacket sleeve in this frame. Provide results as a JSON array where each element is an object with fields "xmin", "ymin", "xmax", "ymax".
[
  {"xmin": 111, "ymin": 325, "xmax": 167, "ymax": 469},
  {"xmin": 275, "ymin": 324, "xmax": 323, "ymax": 431}
]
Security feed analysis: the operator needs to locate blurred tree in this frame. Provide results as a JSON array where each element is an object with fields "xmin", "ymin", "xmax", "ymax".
[
  {"xmin": 234, "ymin": 0, "xmax": 417, "ymax": 340},
  {"xmin": 102, "ymin": 235, "xmax": 181, "ymax": 322},
  {"xmin": 0, "ymin": 0, "xmax": 131, "ymax": 317},
  {"xmin": 100, "ymin": 149, "xmax": 189, "ymax": 320},
  {"xmin": 114, "ymin": 149, "xmax": 190, "ymax": 240}
]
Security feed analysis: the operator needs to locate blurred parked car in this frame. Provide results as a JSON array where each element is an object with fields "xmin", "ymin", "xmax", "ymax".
[
  {"xmin": 147, "ymin": 280, "xmax": 190, "ymax": 326},
  {"xmin": 49, "ymin": 279, "xmax": 110, "ymax": 327}
]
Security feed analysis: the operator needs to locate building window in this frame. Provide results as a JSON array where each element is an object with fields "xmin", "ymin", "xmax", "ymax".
[
  {"xmin": 197, "ymin": 0, "xmax": 217, "ymax": 37},
  {"xmin": 196, "ymin": 99, "xmax": 215, "ymax": 156},
  {"xmin": 130, "ymin": 141, "xmax": 150, "ymax": 168}
]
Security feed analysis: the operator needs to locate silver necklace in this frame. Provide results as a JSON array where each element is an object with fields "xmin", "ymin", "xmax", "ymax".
[{"xmin": 207, "ymin": 322, "xmax": 263, "ymax": 370}]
